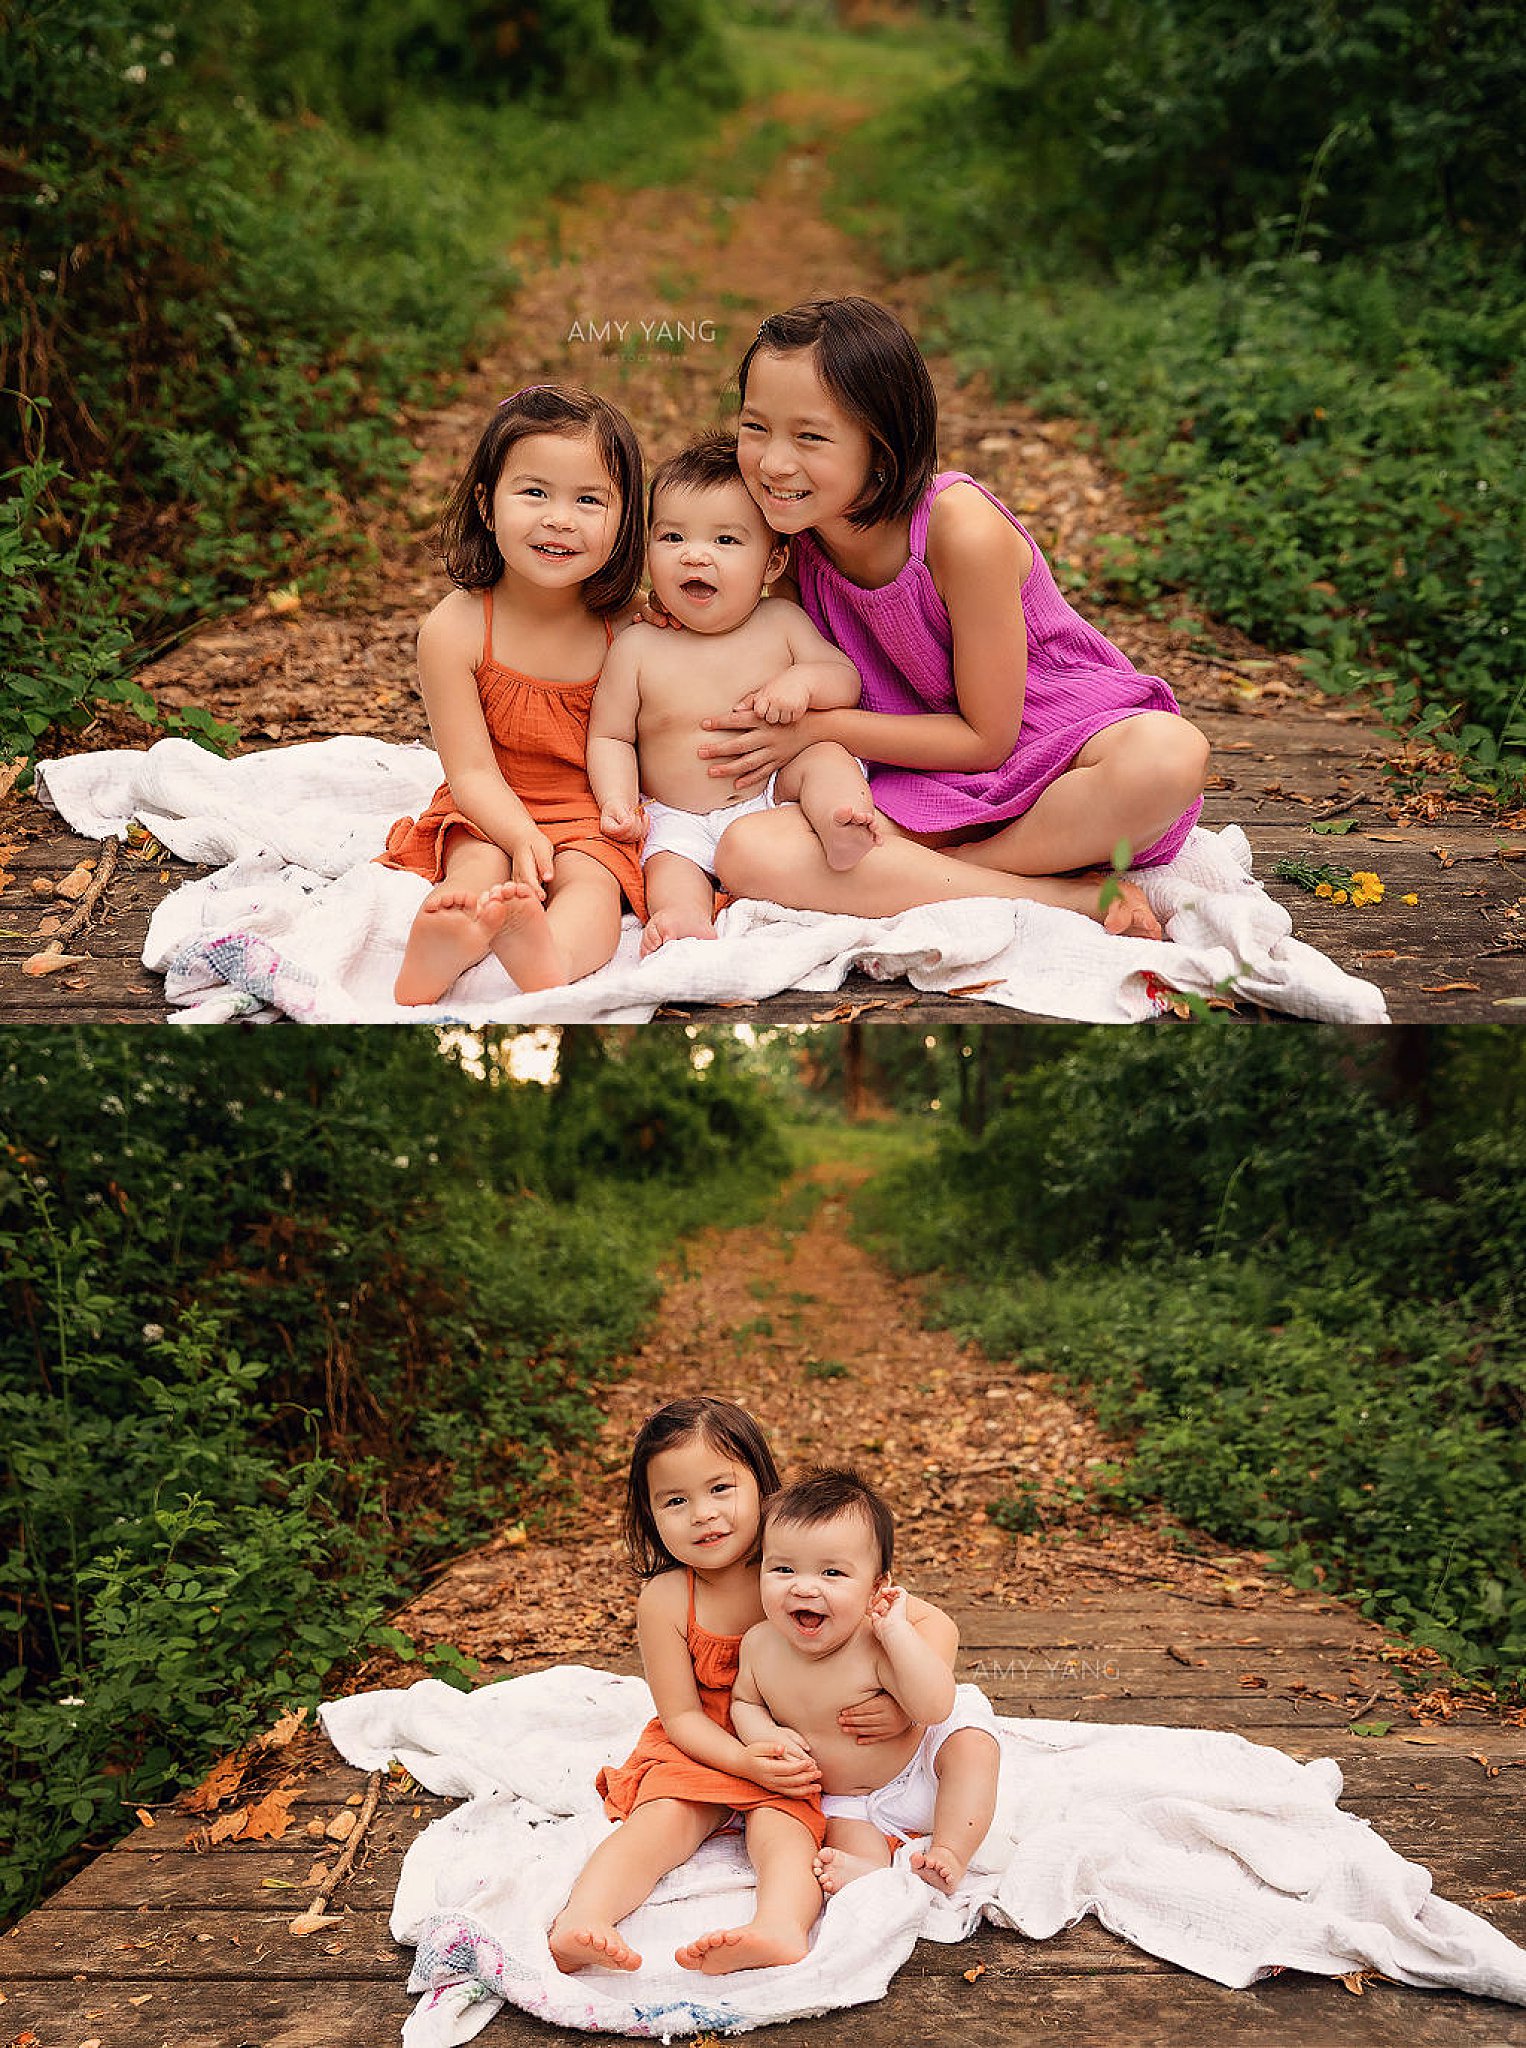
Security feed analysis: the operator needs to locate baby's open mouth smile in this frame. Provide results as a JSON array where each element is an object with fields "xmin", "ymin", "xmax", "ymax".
[
  {"xmin": 679, "ymin": 578, "xmax": 717, "ymax": 601},
  {"xmin": 788, "ymin": 1609, "xmax": 826, "ymax": 1635}
]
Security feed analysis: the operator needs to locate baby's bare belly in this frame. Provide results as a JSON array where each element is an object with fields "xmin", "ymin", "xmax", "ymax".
[
  {"xmin": 808, "ymin": 1724, "xmax": 923, "ymax": 1798},
  {"xmin": 638, "ymin": 728, "xmax": 754, "ymax": 816}
]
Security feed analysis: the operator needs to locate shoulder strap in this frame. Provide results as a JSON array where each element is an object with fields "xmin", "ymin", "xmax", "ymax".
[
  {"xmin": 685, "ymin": 1567, "xmax": 698, "ymax": 1631},
  {"xmin": 909, "ymin": 472, "xmax": 968, "ymax": 561},
  {"xmin": 481, "ymin": 588, "xmax": 495, "ymax": 667}
]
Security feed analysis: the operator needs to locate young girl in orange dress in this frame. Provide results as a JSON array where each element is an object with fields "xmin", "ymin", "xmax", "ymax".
[
  {"xmin": 380, "ymin": 384, "xmax": 647, "ymax": 1004},
  {"xmin": 550, "ymin": 1398, "xmax": 902, "ymax": 1979}
]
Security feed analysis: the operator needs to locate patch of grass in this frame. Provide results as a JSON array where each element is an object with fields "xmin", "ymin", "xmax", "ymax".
[{"xmin": 803, "ymin": 1358, "xmax": 849, "ymax": 1381}]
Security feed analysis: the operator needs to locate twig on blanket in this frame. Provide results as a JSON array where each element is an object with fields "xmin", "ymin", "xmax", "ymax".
[{"xmin": 289, "ymin": 1769, "xmax": 383, "ymax": 1934}]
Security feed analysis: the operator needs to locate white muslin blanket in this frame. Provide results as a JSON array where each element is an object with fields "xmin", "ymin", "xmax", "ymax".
[
  {"xmin": 319, "ymin": 1666, "xmax": 1526, "ymax": 2042},
  {"xmin": 35, "ymin": 736, "xmax": 1388, "ymax": 1025}
]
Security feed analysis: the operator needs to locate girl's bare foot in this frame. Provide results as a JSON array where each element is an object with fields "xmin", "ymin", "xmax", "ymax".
[
  {"xmin": 394, "ymin": 886, "xmax": 498, "ymax": 1005},
  {"xmin": 675, "ymin": 1921, "xmax": 809, "ymax": 1975},
  {"xmin": 639, "ymin": 907, "xmax": 719, "ymax": 956},
  {"xmin": 909, "ymin": 1843, "xmax": 967, "ymax": 1895},
  {"xmin": 547, "ymin": 1916, "xmax": 641, "ymax": 1974},
  {"xmin": 476, "ymin": 881, "xmax": 569, "ymax": 992},
  {"xmin": 811, "ymin": 1845, "xmax": 889, "ymax": 1896},
  {"xmin": 1096, "ymin": 874, "xmax": 1164, "ymax": 941},
  {"xmin": 821, "ymin": 801, "xmax": 882, "ymax": 873}
]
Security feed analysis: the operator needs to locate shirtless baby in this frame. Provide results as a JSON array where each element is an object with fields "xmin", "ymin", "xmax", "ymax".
[
  {"xmin": 678, "ymin": 1468, "xmax": 999, "ymax": 1972},
  {"xmin": 587, "ymin": 433, "xmax": 882, "ymax": 955}
]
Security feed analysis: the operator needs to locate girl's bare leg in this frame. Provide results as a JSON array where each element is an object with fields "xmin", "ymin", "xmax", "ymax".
[
  {"xmin": 812, "ymin": 1815, "xmax": 893, "ymax": 1895},
  {"xmin": 479, "ymin": 848, "xmax": 623, "ymax": 991},
  {"xmin": 394, "ymin": 837, "xmax": 512, "ymax": 1005},
  {"xmin": 641, "ymin": 848, "xmax": 719, "ymax": 954},
  {"xmin": 909, "ymin": 1729, "xmax": 999, "ymax": 1895},
  {"xmin": 549, "ymin": 1798, "xmax": 726, "ymax": 1973},
  {"xmin": 774, "ymin": 743, "xmax": 881, "ymax": 873},
  {"xmin": 952, "ymin": 714, "xmax": 1209, "ymax": 878},
  {"xmin": 676, "ymin": 1808, "xmax": 821, "ymax": 1974},
  {"xmin": 715, "ymin": 807, "xmax": 1163, "ymax": 939}
]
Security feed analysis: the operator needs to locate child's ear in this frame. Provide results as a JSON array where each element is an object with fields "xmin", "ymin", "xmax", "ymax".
[{"xmin": 765, "ymin": 537, "xmax": 790, "ymax": 586}]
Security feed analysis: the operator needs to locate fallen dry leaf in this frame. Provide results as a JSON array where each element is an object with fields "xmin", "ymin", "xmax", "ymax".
[
  {"xmin": 289, "ymin": 1906, "xmax": 347, "ymax": 1935},
  {"xmin": 962, "ymin": 1963, "xmax": 986, "ymax": 1984},
  {"xmin": 1421, "ymin": 982, "xmax": 1480, "ymax": 993},
  {"xmin": 182, "ymin": 1752, "xmax": 248, "ymax": 1813},
  {"xmin": 134, "ymin": 1808, "xmax": 156, "ymax": 1828},
  {"xmin": 241, "ymin": 1787, "xmax": 300, "ymax": 1840},
  {"xmin": 207, "ymin": 1806, "xmax": 248, "ymax": 1844},
  {"xmin": 22, "ymin": 948, "xmax": 87, "ymax": 976}
]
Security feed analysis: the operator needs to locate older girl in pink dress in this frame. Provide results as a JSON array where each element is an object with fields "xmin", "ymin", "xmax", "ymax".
[{"xmin": 702, "ymin": 297, "xmax": 1209, "ymax": 939}]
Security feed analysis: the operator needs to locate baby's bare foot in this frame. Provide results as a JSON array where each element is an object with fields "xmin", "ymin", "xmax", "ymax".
[
  {"xmin": 476, "ymin": 881, "xmax": 568, "ymax": 991},
  {"xmin": 811, "ymin": 1845, "xmax": 889, "ymax": 1896},
  {"xmin": 548, "ymin": 1916, "xmax": 641, "ymax": 1974},
  {"xmin": 639, "ymin": 907, "xmax": 718, "ymax": 957},
  {"xmin": 909, "ymin": 1843, "xmax": 968, "ymax": 1895},
  {"xmin": 676, "ymin": 1921, "xmax": 808, "ymax": 1975},
  {"xmin": 821, "ymin": 801, "xmax": 882, "ymax": 873}
]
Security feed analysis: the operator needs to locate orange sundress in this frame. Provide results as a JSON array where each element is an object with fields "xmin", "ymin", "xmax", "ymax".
[
  {"xmin": 597, "ymin": 1570, "xmax": 826, "ymax": 1848},
  {"xmin": 377, "ymin": 588, "xmax": 646, "ymax": 921}
]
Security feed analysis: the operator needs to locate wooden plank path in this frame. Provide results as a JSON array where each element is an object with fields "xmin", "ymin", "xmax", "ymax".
[
  {"xmin": 6, "ymin": 1586, "xmax": 1525, "ymax": 2048},
  {"xmin": 4, "ymin": 703, "xmax": 1521, "ymax": 1025}
]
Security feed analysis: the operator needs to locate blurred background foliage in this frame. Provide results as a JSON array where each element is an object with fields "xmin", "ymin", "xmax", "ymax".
[
  {"xmin": 0, "ymin": 1025, "xmax": 784, "ymax": 1923},
  {"xmin": 1, "ymin": 0, "xmax": 737, "ymax": 765},
  {"xmin": 829, "ymin": 0, "xmax": 1525, "ymax": 790}
]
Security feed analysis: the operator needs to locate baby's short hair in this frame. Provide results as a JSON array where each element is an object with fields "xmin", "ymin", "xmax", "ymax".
[
  {"xmin": 764, "ymin": 1466, "xmax": 894, "ymax": 1576},
  {"xmin": 647, "ymin": 431, "xmax": 745, "ymax": 521}
]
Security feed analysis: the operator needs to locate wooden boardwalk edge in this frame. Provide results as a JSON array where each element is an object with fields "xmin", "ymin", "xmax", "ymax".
[{"xmin": 5, "ymin": 1588, "xmax": 1526, "ymax": 2047}]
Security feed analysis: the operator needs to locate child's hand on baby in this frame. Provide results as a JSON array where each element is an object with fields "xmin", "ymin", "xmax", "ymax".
[
  {"xmin": 867, "ymin": 1584, "xmax": 911, "ymax": 1639},
  {"xmin": 599, "ymin": 800, "xmax": 646, "ymax": 844},
  {"xmin": 500, "ymin": 824, "xmax": 556, "ymax": 897},
  {"xmin": 738, "ymin": 675, "xmax": 811, "ymax": 726},
  {"xmin": 743, "ymin": 1738, "xmax": 821, "ymax": 1794}
]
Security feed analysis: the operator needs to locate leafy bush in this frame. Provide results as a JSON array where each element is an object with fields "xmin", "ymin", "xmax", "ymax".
[
  {"xmin": 0, "ymin": 0, "xmax": 738, "ymax": 767},
  {"xmin": 858, "ymin": 1028, "xmax": 1526, "ymax": 1692},
  {"xmin": 0, "ymin": 1027, "xmax": 788, "ymax": 1922}
]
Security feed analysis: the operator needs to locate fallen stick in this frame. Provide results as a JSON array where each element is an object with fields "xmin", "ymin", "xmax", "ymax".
[
  {"xmin": 51, "ymin": 837, "xmax": 120, "ymax": 938},
  {"xmin": 289, "ymin": 1769, "xmax": 383, "ymax": 1933}
]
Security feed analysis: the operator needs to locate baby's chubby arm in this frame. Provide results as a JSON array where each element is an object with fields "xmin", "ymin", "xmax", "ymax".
[
  {"xmin": 738, "ymin": 601, "xmax": 861, "ymax": 727},
  {"xmin": 868, "ymin": 1587, "xmax": 958, "ymax": 1727},
  {"xmin": 585, "ymin": 630, "xmax": 646, "ymax": 842}
]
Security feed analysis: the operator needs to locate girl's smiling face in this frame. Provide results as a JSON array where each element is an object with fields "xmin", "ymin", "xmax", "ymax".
[
  {"xmin": 736, "ymin": 348, "xmax": 876, "ymax": 536},
  {"xmin": 485, "ymin": 430, "xmax": 619, "ymax": 586},
  {"xmin": 646, "ymin": 1431, "xmax": 763, "ymax": 1573}
]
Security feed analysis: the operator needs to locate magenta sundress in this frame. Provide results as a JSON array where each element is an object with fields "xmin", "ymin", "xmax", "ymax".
[{"xmin": 792, "ymin": 471, "xmax": 1201, "ymax": 867}]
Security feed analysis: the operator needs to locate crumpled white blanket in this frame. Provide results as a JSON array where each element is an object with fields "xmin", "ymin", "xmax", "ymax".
[
  {"xmin": 318, "ymin": 1666, "xmax": 1526, "ymax": 2043},
  {"xmin": 35, "ymin": 736, "xmax": 1388, "ymax": 1025}
]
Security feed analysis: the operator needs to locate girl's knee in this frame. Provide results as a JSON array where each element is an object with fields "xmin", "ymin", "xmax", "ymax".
[{"xmin": 714, "ymin": 810, "xmax": 803, "ymax": 894}]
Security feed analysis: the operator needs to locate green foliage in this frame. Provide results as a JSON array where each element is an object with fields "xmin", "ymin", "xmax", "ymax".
[
  {"xmin": 924, "ymin": 257, "xmax": 1526, "ymax": 777},
  {"xmin": 0, "ymin": 1027, "xmax": 788, "ymax": 1923},
  {"xmin": 858, "ymin": 1028, "xmax": 1526, "ymax": 1692},
  {"xmin": 828, "ymin": 5, "xmax": 1526, "ymax": 785},
  {"xmin": 0, "ymin": 0, "xmax": 738, "ymax": 767}
]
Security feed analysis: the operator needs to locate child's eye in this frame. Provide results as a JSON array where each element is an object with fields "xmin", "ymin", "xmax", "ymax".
[
  {"xmin": 655, "ymin": 529, "xmax": 682, "ymax": 544},
  {"xmin": 739, "ymin": 420, "xmax": 764, "ymax": 434},
  {"xmin": 579, "ymin": 493, "xmax": 607, "ymax": 506}
]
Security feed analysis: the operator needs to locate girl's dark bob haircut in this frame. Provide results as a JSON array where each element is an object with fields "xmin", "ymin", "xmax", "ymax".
[
  {"xmin": 623, "ymin": 1396, "xmax": 782, "ymax": 1580},
  {"xmin": 436, "ymin": 384, "xmax": 645, "ymax": 615},
  {"xmin": 735, "ymin": 297, "xmax": 938, "ymax": 533}
]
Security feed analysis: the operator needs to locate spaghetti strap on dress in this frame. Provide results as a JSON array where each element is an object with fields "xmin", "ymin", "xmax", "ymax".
[
  {"xmin": 596, "ymin": 1569, "xmax": 825, "ymax": 1845},
  {"xmin": 793, "ymin": 472, "xmax": 1201, "ymax": 868},
  {"xmin": 378, "ymin": 589, "xmax": 645, "ymax": 917}
]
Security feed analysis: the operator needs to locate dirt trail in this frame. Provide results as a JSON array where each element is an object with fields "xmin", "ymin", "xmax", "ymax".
[
  {"xmin": 10, "ymin": 83, "xmax": 1521, "ymax": 1015},
  {"xmin": 387, "ymin": 1163, "xmax": 1484, "ymax": 1734}
]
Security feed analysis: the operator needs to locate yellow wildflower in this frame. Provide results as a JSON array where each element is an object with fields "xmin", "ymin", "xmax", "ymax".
[
  {"xmin": 1333, "ymin": 889, "xmax": 1349, "ymax": 904},
  {"xmin": 1316, "ymin": 882, "xmax": 1333, "ymax": 898},
  {"xmin": 1401, "ymin": 893, "xmax": 1418, "ymax": 905}
]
